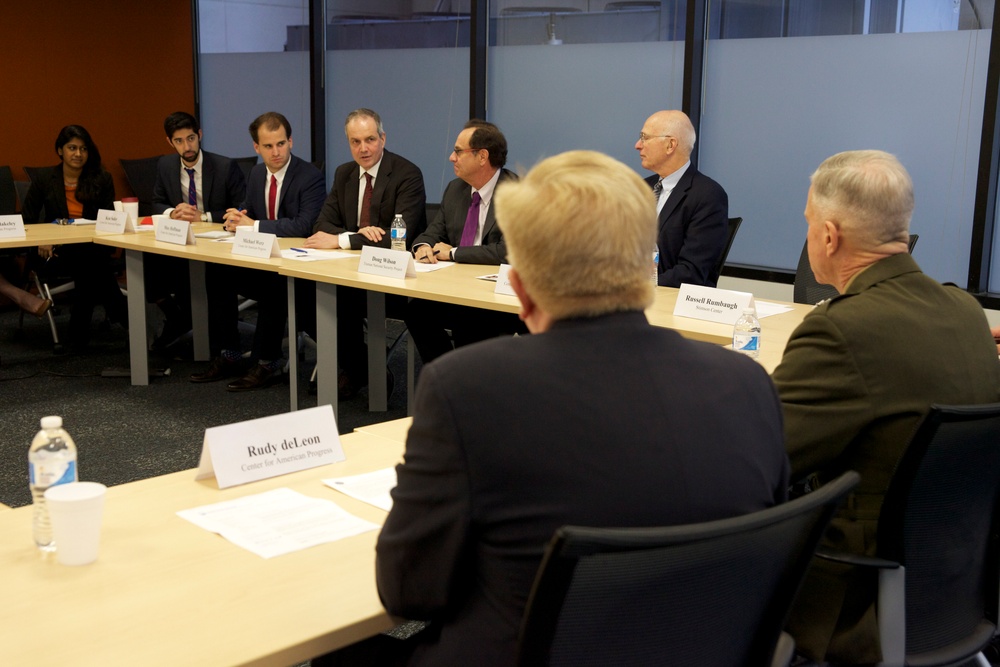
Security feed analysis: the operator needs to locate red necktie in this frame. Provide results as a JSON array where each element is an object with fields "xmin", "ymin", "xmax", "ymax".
[
  {"xmin": 268, "ymin": 175, "xmax": 277, "ymax": 220},
  {"xmin": 359, "ymin": 173, "xmax": 373, "ymax": 228},
  {"xmin": 460, "ymin": 192, "xmax": 481, "ymax": 246}
]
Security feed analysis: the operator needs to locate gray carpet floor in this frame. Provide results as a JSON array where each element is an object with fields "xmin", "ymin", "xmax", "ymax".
[{"xmin": 0, "ymin": 297, "xmax": 412, "ymax": 508}]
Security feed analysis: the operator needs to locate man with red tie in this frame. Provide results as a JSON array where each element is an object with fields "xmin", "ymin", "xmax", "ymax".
[
  {"xmin": 404, "ymin": 119, "xmax": 525, "ymax": 364},
  {"xmin": 190, "ymin": 112, "xmax": 325, "ymax": 391}
]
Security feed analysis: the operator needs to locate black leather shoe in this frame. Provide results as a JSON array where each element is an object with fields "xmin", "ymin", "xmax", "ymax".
[
  {"xmin": 190, "ymin": 356, "xmax": 244, "ymax": 383},
  {"xmin": 227, "ymin": 364, "xmax": 285, "ymax": 392}
]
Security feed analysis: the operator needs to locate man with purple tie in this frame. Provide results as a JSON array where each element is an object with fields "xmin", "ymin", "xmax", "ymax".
[{"xmin": 405, "ymin": 120, "xmax": 525, "ymax": 364}]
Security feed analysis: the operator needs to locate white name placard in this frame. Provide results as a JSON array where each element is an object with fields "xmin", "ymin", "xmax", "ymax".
[
  {"xmin": 155, "ymin": 218, "xmax": 195, "ymax": 245},
  {"xmin": 494, "ymin": 263, "xmax": 516, "ymax": 296},
  {"xmin": 195, "ymin": 405, "xmax": 345, "ymax": 488},
  {"xmin": 0, "ymin": 215, "xmax": 26, "ymax": 239},
  {"xmin": 232, "ymin": 227, "xmax": 281, "ymax": 258},
  {"xmin": 358, "ymin": 245, "xmax": 416, "ymax": 279},
  {"xmin": 95, "ymin": 209, "xmax": 137, "ymax": 234},
  {"xmin": 673, "ymin": 283, "xmax": 756, "ymax": 325}
]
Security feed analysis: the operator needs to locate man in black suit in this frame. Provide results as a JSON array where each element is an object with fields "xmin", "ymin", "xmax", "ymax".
[
  {"xmin": 148, "ymin": 111, "xmax": 246, "ymax": 349},
  {"xmin": 190, "ymin": 112, "xmax": 325, "ymax": 391},
  {"xmin": 300, "ymin": 108, "xmax": 427, "ymax": 398},
  {"xmin": 375, "ymin": 150, "xmax": 789, "ymax": 667},
  {"xmin": 636, "ymin": 110, "xmax": 729, "ymax": 287},
  {"xmin": 404, "ymin": 119, "xmax": 524, "ymax": 363}
]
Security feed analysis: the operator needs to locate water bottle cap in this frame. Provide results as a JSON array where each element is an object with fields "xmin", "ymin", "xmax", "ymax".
[{"xmin": 40, "ymin": 416, "xmax": 62, "ymax": 429}]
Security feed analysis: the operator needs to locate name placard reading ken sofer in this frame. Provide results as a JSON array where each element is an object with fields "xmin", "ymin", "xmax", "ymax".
[{"xmin": 195, "ymin": 405, "xmax": 345, "ymax": 488}]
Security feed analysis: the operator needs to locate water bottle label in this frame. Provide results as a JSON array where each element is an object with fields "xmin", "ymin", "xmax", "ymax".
[
  {"xmin": 29, "ymin": 459, "xmax": 76, "ymax": 488},
  {"xmin": 392, "ymin": 228, "xmax": 406, "ymax": 240},
  {"xmin": 735, "ymin": 335, "xmax": 759, "ymax": 351}
]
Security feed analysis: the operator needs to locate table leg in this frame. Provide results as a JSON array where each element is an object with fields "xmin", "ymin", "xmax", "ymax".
[
  {"xmin": 189, "ymin": 260, "xmax": 209, "ymax": 361},
  {"xmin": 287, "ymin": 277, "xmax": 298, "ymax": 412},
  {"xmin": 125, "ymin": 249, "xmax": 148, "ymax": 386},
  {"xmin": 316, "ymin": 282, "xmax": 338, "ymax": 419},
  {"xmin": 367, "ymin": 292, "xmax": 387, "ymax": 412}
]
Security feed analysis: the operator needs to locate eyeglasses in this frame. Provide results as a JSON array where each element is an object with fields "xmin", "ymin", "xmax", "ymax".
[
  {"xmin": 638, "ymin": 133, "xmax": 672, "ymax": 144},
  {"xmin": 452, "ymin": 147, "xmax": 480, "ymax": 155}
]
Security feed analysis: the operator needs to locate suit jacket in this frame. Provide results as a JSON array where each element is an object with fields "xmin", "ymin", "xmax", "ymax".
[
  {"xmin": 22, "ymin": 164, "xmax": 115, "ymax": 223},
  {"xmin": 312, "ymin": 150, "xmax": 427, "ymax": 249},
  {"xmin": 648, "ymin": 167, "xmax": 728, "ymax": 288},
  {"xmin": 773, "ymin": 253, "xmax": 1000, "ymax": 662},
  {"xmin": 241, "ymin": 155, "xmax": 325, "ymax": 238},
  {"xmin": 376, "ymin": 311, "xmax": 789, "ymax": 667},
  {"xmin": 412, "ymin": 168, "xmax": 516, "ymax": 264},
  {"xmin": 151, "ymin": 150, "xmax": 246, "ymax": 222}
]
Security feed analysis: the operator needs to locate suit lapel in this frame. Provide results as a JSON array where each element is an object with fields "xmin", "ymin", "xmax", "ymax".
[
  {"xmin": 658, "ymin": 167, "xmax": 694, "ymax": 232},
  {"xmin": 200, "ymin": 154, "xmax": 214, "ymax": 202},
  {"xmin": 370, "ymin": 154, "xmax": 392, "ymax": 225}
]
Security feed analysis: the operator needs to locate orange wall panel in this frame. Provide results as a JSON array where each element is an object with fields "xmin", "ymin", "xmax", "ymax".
[{"xmin": 2, "ymin": 2, "xmax": 196, "ymax": 202}]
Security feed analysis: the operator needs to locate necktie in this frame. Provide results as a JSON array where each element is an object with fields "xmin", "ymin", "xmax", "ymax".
[
  {"xmin": 186, "ymin": 168, "xmax": 197, "ymax": 207},
  {"xmin": 268, "ymin": 175, "xmax": 277, "ymax": 220},
  {"xmin": 359, "ymin": 173, "xmax": 373, "ymax": 228},
  {"xmin": 652, "ymin": 178, "xmax": 663, "ymax": 203},
  {"xmin": 460, "ymin": 192, "xmax": 481, "ymax": 247}
]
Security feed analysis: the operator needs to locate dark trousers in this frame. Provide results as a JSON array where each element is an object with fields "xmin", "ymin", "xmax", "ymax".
[
  {"xmin": 144, "ymin": 254, "xmax": 191, "ymax": 321},
  {"xmin": 205, "ymin": 263, "xmax": 287, "ymax": 361},
  {"xmin": 54, "ymin": 244, "xmax": 126, "ymax": 347},
  {"xmin": 404, "ymin": 298, "xmax": 527, "ymax": 364}
]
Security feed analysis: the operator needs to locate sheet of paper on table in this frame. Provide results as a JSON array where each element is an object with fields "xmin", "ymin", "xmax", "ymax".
[
  {"xmin": 177, "ymin": 487, "xmax": 379, "ymax": 559},
  {"xmin": 414, "ymin": 261, "xmax": 453, "ymax": 273},
  {"xmin": 281, "ymin": 248, "xmax": 356, "ymax": 261},
  {"xmin": 323, "ymin": 467, "xmax": 397, "ymax": 511},
  {"xmin": 755, "ymin": 300, "xmax": 795, "ymax": 318}
]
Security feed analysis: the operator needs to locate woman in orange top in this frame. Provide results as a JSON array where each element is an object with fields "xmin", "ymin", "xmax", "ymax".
[{"xmin": 22, "ymin": 125, "xmax": 126, "ymax": 351}]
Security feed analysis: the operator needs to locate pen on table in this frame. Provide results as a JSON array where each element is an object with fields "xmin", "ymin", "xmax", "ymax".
[{"xmin": 290, "ymin": 248, "xmax": 307, "ymax": 253}]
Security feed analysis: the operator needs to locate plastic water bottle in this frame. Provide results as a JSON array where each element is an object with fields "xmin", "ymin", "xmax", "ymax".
[
  {"xmin": 391, "ymin": 214, "xmax": 406, "ymax": 252},
  {"xmin": 651, "ymin": 245, "xmax": 660, "ymax": 286},
  {"xmin": 29, "ymin": 416, "xmax": 78, "ymax": 551},
  {"xmin": 733, "ymin": 308, "xmax": 761, "ymax": 359}
]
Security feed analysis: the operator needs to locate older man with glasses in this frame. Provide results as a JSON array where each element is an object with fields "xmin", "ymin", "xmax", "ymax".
[{"xmin": 636, "ymin": 109, "xmax": 729, "ymax": 288}]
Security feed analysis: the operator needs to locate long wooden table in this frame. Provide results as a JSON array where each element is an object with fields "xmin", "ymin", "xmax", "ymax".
[
  {"xmin": 0, "ymin": 428, "xmax": 406, "ymax": 667},
  {"xmin": 0, "ymin": 222, "xmax": 97, "ymax": 249},
  {"xmin": 89, "ymin": 228, "xmax": 811, "ymax": 413}
]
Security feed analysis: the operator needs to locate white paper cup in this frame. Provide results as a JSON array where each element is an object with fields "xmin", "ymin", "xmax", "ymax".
[
  {"xmin": 122, "ymin": 198, "xmax": 139, "ymax": 226},
  {"xmin": 45, "ymin": 482, "xmax": 107, "ymax": 566}
]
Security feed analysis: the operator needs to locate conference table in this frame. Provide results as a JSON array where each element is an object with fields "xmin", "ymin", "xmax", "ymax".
[
  {"xmin": 89, "ymin": 225, "xmax": 811, "ymax": 413},
  {"xmin": 0, "ymin": 222, "xmax": 96, "ymax": 249},
  {"xmin": 0, "ymin": 425, "xmax": 407, "ymax": 667}
]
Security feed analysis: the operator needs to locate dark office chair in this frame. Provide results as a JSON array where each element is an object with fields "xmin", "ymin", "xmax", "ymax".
[
  {"xmin": 14, "ymin": 181, "xmax": 31, "ymax": 215},
  {"xmin": 517, "ymin": 471, "xmax": 860, "ymax": 667},
  {"xmin": 793, "ymin": 233, "xmax": 918, "ymax": 305},
  {"xmin": 119, "ymin": 156, "xmax": 162, "ymax": 217},
  {"xmin": 233, "ymin": 156, "xmax": 258, "ymax": 183},
  {"xmin": 815, "ymin": 404, "xmax": 1000, "ymax": 667},
  {"xmin": 715, "ymin": 216, "xmax": 742, "ymax": 278},
  {"xmin": 0, "ymin": 166, "xmax": 16, "ymax": 215},
  {"xmin": 311, "ymin": 159, "xmax": 326, "ymax": 176}
]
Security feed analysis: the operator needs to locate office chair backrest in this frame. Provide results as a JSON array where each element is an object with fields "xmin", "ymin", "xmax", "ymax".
[
  {"xmin": 714, "ymin": 216, "xmax": 742, "ymax": 279},
  {"xmin": 23, "ymin": 166, "xmax": 46, "ymax": 185},
  {"xmin": 517, "ymin": 471, "xmax": 860, "ymax": 667},
  {"xmin": 14, "ymin": 181, "xmax": 31, "ymax": 216},
  {"xmin": 0, "ymin": 166, "xmax": 16, "ymax": 215},
  {"xmin": 877, "ymin": 403, "xmax": 1000, "ymax": 660},
  {"xmin": 119, "ymin": 157, "xmax": 162, "ymax": 217},
  {"xmin": 793, "ymin": 233, "xmax": 919, "ymax": 305},
  {"xmin": 233, "ymin": 156, "xmax": 258, "ymax": 183}
]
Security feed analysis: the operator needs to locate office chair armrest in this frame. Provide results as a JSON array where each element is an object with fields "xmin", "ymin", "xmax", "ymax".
[
  {"xmin": 816, "ymin": 548, "xmax": 906, "ymax": 666},
  {"xmin": 815, "ymin": 548, "xmax": 900, "ymax": 569}
]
